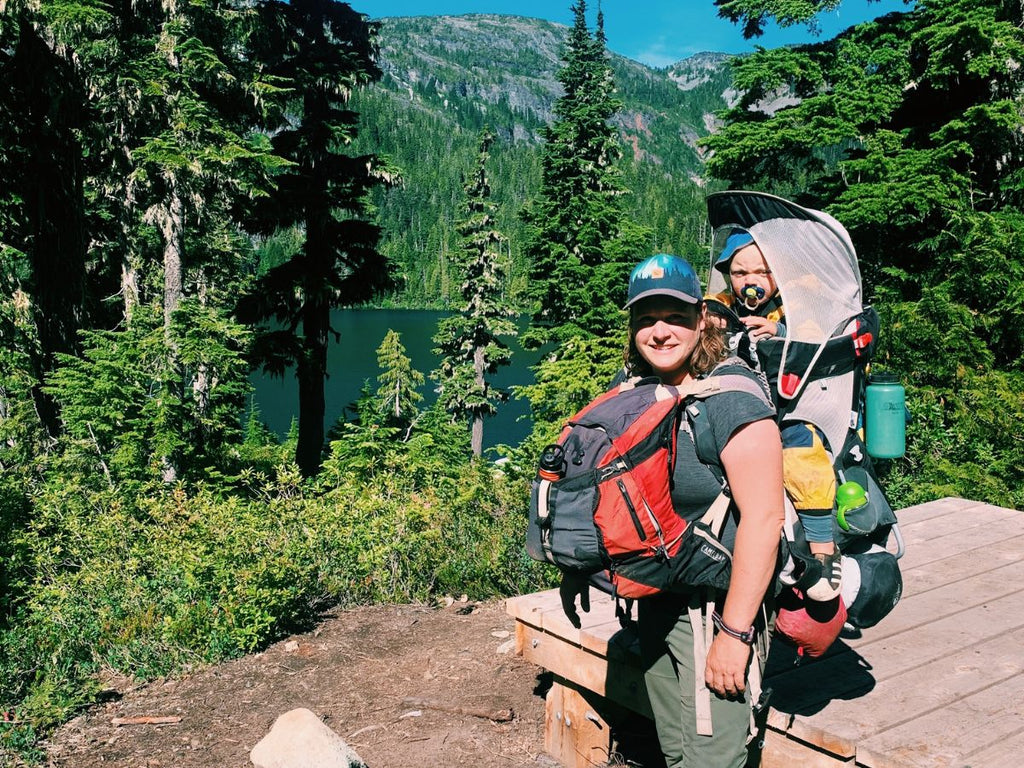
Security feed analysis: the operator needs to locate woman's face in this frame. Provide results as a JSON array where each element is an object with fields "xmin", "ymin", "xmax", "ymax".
[{"xmin": 632, "ymin": 296, "xmax": 704, "ymax": 385}]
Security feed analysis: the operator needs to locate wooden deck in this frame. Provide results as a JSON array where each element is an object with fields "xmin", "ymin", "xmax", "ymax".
[{"xmin": 506, "ymin": 497, "xmax": 1024, "ymax": 768}]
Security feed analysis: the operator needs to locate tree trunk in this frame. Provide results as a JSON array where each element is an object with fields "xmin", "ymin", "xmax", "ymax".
[
  {"xmin": 295, "ymin": 294, "xmax": 328, "ymax": 478},
  {"xmin": 161, "ymin": 181, "xmax": 185, "ymax": 336},
  {"xmin": 192, "ymin": 274, "xmax": 211, "ymax": 420},
  {"xmin": 295, "ymin": 193, "xmax": 330, "ymax": 477},
  {"xmin": 471, "ymin": 344, "xmax": 485, "ymax": 457},
  {"xmin": 11, "ymin": 20, "xmax": 88, "ymax": 437},
  {"xmin": 122, "ymin": 260, "xmax": 139, "ymax": 325},
  {"xmin": 152, "ymin": 178, "xmax": 185, "ymax": 484}
]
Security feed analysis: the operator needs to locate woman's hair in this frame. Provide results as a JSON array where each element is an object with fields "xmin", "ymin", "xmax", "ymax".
[{"xmin": 623, "ymin": 303, "xmax": 727, "ymax": 378}]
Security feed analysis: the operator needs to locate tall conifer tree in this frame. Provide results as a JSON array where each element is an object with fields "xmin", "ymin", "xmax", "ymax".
[
  {"xmin": 521, "ymin": 0, "xmax": 639, "ymax": 346},
  {"xmin": 433, "ymin": 128, "xmax": 517, "ymax": 457},
  {"xmin": 239, "ymin": 0, "xmax": 395, "ymax": 477}
]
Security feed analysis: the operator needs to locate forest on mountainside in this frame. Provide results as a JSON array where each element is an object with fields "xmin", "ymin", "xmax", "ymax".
[
  {"xmin": 1, "ymin": 0, "xmax": 1023, "ymax": 759},
  {"xmin": 349, "ymin": 15, "xmax": 731, "ymax": 307}
]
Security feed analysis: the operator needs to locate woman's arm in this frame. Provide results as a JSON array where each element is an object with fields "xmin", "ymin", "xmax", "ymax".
[{"xmin": 705, "ymin": 417, "xmax": 785, "ymax": 696}]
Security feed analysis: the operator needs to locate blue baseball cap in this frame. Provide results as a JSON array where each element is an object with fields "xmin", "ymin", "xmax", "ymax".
[
  {"xmin": 624, "ymin": 254, "xmax": 703, "ymax": 309},
  {"xmin": 713, "ymin": 230, "xmax": 755, "ymax": 273}
]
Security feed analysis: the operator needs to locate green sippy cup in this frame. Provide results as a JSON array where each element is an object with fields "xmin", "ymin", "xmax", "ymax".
[{"xmin": 836, "ymin": 481, "xmax": 868, "ymax": 531}]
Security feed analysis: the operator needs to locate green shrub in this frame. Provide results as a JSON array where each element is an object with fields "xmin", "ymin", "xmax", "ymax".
[{"xmin": 1, "ymin": 428, "xmax": 552, "ymax": 757}]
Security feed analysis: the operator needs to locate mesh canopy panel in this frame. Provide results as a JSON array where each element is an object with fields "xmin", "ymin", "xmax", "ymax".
[{"xmin": 706, "ymin": 191, "xmax": 864, "ymax": 453}]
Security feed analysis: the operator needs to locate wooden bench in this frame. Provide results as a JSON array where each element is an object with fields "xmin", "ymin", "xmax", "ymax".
[{"xmin": 506, "ymin": 497, "xmax": 1024, "ymax": 767}]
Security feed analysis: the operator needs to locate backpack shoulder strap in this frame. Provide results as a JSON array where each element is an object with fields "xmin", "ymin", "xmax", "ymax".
[{"xmin": 680, "ymin": 359, "xmax": 775, "ymax": 481}]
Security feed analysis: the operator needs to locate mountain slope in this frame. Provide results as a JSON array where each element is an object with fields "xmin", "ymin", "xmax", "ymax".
[{"xmin": 350, "ymin": 15, "xmax": 736, "ymax": 307}]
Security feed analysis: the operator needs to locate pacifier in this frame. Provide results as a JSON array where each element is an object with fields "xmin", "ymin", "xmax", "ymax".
[{"xmin": 741, "ymin": 284, "xmax": 765, "ymax": 309}]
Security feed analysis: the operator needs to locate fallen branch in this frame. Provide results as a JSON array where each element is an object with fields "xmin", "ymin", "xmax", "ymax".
[
  {"xmin": 111, "ymin": 715, "xmax": 183, "ymax": 727},
  {"xmin": 400, "ymin": 697, "xmax": 513, "ymax": 722}
]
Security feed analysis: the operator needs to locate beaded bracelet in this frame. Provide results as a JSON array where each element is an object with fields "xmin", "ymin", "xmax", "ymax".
[{"xmin": 711, "ymin": 610, "xmax": 756, "ymax": 645}]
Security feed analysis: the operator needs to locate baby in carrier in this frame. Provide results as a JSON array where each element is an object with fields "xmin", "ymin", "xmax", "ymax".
[{"xmin": 707, "ymin": 230, "xmax": 842, "ymax": 602}]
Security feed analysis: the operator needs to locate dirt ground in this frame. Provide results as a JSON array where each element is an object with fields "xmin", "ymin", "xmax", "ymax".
[{"xmin": 43, "ymin": 598, "xmax": 562, "ymax": 768}]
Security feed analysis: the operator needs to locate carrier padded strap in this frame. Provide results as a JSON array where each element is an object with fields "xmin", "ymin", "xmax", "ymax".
[
  {"xmin": 676, "ymin": 371, "xmax": 773, "ymax": 407},
  {"xmin": 756, "ymin": 307, "xmax": 878, "ymax": 390},
  {"xmin": 683, "ymin": 366, "xmax": 775, "ymax": 484},
  {"xmin": 686, "ymin": 493, "xmax": 732, "ymax": 738},
  {"xmin": 702, "ymin": 490, "xmax": 732, "ymax": 534},
  {"xmin": 689, "ymin": 593, "xmax": 714, "ymax": 737}
]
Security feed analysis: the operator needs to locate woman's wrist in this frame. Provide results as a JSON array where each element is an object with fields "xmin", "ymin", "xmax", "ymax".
[{"xmin": 711, "ymin": 610, "xmax": 756, "ymax": 645}]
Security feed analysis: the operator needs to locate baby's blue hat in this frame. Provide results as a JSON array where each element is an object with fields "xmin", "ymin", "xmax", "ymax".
[
  {"xmin": 714, "ymin": 230, "xmax": 755, "ymax": 273},
  {"xmin": 625, "ymin": 254, "xmax": 702, "ymax": 309}
]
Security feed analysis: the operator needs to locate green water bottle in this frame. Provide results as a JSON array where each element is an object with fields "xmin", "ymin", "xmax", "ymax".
[
  {"xmin": 865, "ymin": 372, "xmax": 906, "ymax": 459},
  {"xmin": 835, "ymin": 480, "xmax": 868, "ymax": 532}
]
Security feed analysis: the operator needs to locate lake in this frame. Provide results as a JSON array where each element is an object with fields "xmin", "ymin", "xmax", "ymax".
[{"xmin": 249, "ymin": 309, "xmax": 543, "ymax": 451}]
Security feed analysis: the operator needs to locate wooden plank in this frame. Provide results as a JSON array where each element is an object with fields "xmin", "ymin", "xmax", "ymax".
[
  {"xmin": 545, "ymin": 681, "xmax": 614, "ymax": 768},
  {"xmin": 578, "ymin": 618, "xmax": 628, "ymax": 657},
  {"xmin": 766, "ymin": 709, "xmax": 859, "ymax": 759},
  {"xmin": 878, "ymin": 515, "xmax": 1023, "ymax": 581},
  {"xmin": 507, "ymin": 588, "xmax": 636, "ymax": 656},
  {"xmin": 849, "ymin": 557, "xmax": 1024, "ymax": 647},
  {"xmin": 894, "ymin": 502, "xmax": 1018, "ymax": 545},
  {"xmin": 855, "ymin": 671, "xmax": 1024, "ymax": 767},
  {"xmin": 761, "ymin": 728, "xmax": 854, "ymax": 767},
  {"xmin": 899, "ymin": 533, "xmax": 1024, "ymax": 598},
  {"xmin": 509, "ymin": 501, "xmax": 1024, "ymax": 768},
  {"xmin": 518, "ymin": 623, "xmax": 653, "ymax": 718},
  {"xmin": 955, "ymin": 723, "xmax": 1024, "ymax": 768},
  {"xmin": 890, "ymin": 497, "xmax": 987, "ymax": 524},
  {"xmin": 505, "ymin": 589, "xmax": 563, "ymax": 626},
  {"xmin": 507, "ymin": 588, "xmax": 624, "ymax": 639}
]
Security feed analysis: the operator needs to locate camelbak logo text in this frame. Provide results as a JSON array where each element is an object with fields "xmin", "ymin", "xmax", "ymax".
[{"xmin": 700, "ymin": 543, "xmax": 726, "ymax": 562}]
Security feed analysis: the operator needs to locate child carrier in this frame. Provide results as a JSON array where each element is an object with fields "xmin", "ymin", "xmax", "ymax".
[{"xmin": 705, "ymin": 190, "xmax": 904, "ymax": 630}]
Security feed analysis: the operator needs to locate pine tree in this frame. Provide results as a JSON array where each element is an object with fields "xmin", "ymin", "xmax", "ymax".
[
  {"xmin": 433, "ymin": 128, "xmax": 518, "ymax": 456},
  {"xmin": 520, "ymin": 0, "xmax": 643, "ymax": 346},
  {"xmin": 373, "ymin": 329, "xmax": 424, "ymax": 432},
  {"xmin": 238, "ymin": 0, "xmax": 396, "ymax": 477}
]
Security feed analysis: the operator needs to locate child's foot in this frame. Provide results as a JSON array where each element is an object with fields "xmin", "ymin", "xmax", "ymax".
[{"xmin": 805, "ymin": 549, "xmax": 843, "ymax": 602}]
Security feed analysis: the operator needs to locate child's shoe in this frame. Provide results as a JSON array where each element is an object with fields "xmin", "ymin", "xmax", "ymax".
[{"xmin": 805, "ymin": 549, "xmax": 843, "ymax": 602}]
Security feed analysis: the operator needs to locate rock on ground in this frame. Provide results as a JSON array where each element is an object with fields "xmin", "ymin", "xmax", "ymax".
[{"xmin": 250, "ymin": 707, "xmax": 367, "ymax": 768}]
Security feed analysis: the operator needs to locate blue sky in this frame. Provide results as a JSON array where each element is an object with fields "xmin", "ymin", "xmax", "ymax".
[{"xmin": 357, "ymin": 0, "xmax": 912, "ymax": 67}]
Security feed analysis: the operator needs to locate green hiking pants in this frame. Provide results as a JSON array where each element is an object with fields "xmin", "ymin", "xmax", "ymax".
[{"xmin": 638, "ymin": 597, "xmax": 767, "ymax": 768}]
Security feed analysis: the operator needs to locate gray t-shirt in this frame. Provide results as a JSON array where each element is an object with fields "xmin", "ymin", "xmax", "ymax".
[{"xmin": 670, "ymin": 364, "xmax": 776, "ymax": 551}]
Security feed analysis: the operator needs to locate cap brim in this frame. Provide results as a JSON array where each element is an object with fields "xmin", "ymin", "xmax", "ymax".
[
  {"xmin": 624, "ymin": 288, "xmax": 702, "ymax": 309},
  {"xmin": 714, "ymin": 231, "xmax": 756, "ymax": 272}
]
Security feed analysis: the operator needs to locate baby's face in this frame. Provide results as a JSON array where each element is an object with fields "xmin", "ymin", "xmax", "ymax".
[{"xmin": 728, "ymin": 244, "xmax": 778, "ymax": 310}]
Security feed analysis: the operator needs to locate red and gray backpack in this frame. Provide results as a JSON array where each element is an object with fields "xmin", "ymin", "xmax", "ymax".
[{"xmin": 526, "ymin": 365, "xmax": 773, "ymax": 600}]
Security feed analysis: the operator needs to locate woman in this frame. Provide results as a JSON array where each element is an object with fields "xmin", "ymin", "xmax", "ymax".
[{"xmin": 563, "ymin": 253, "xmax": 785, "ymax": 767}]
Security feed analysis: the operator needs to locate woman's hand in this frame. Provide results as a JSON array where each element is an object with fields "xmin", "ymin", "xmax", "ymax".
[{"xmin": 705, "ymin": 633, "xmax": 752, "ymax": 696}]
